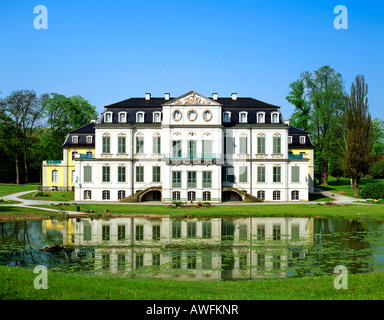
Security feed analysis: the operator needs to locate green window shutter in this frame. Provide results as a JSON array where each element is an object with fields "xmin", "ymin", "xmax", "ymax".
[
  {"xmin": 273, "ymin": 136, "xmax": 281, "ymax": 154},
  {"xmin": 257, "ymin": 166, "xmax": 265, "ymax": 183},
  {"xmin": 273, "ymin": 166, "xmax": 281, "ymax": 182},
  {"xmin": 118, "ymin": 136, "xmax": 126, "ymax": 154},
  {"xmin": 239, "ymin": 166, "xmax": 248, "ymax": 183},
  {"xmin": 187, "ymin": 171, "xmax": 197, "ymax": 188},
  {"xmin": 83, "ymin": 166, "xmax": 92, "ymax": 182},
  {"xmin": 152, "ymin": 136, "xmax": 161, "ymax": 154},
  {"xmin": 118, "ymin": 166, "xmax": 126, "ymax": 182},
  {"xmin": 136, "ymin": 136, "xmax": 144, "ymax": 154},
  {"xmin": 188, "ymin": 140, "xmax": 197, "ymax": 159},
  {"xmin": 136, "ymin": 166, "xmax": 144, "ymax": 182},
  {"xmin": 152, "ymin": 166, "xmax": 161, "ymax": 182},
  {"xmin": 257, "ymin": 136, "xmax": 265, "ymax": 154},
  {"xmin": 102, "ymin": 166, "xmax": 110, "ymax": 182},
  {"xmin": 239, "ymin": 136, "xmax": 248, "ymax": 154},
  {"xmin": 202, "ymin": 171, "xmax": 212, "ymax": 188},
  {"xmin": 292, "ymin": 166, "xmax": 300, "ymax": 183},
  {"xmin": 202, "ymin": 140, "xmax": 212, "ymax": 159},
  {"xmin": 102, "ymin": 136, "xmax": 110, "ymax": 154},
  {"xmin": 172, "ymin": 171, "xmax": 181, "ymax": 188},
  {"xmin": 172, "ymin": 140, "xmax": 182, "ymax": 158}
]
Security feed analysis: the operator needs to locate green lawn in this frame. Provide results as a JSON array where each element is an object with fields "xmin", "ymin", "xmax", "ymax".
[
  {"xmin": 1, "ymin": 265, "xmax": 383, "ymax": 300},
  {"xmin": 0, "ymin": 206, "xmax": 66, "ymax": 219},
  {"xmin": 34, "ymin": 203, "xmax": 384, "ymax": 220},
  {"xmin": 317, "ymin": 176, "xmax": 384, "ymax": 198},
  {"xmin": 0, "ymin": 184, "xmax": 39, "ymax": 197},
  {"xmin": 19, "ymin": 191, "xmax": 74, "ymax": 202}
]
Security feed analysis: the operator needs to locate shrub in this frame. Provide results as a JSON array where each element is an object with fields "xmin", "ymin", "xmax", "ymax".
[
  {"xmin": 371, "ymin": 160, "xmax": 384, "ymax": 178},
  {"xmin": 360, "ymin": 183, "xmax": 384, "ymax": 199}
]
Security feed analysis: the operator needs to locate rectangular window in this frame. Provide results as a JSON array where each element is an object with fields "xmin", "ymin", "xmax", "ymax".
[
  {"xmin": 273, "ymin": 166, "xmax": 281, "ymax": 183},
  {"xmin": 202, "ymin": 221, "xmax": 212, "ymax": 239},
  {"xmin": 102, "ymin": 225, "xmax": 110, "ymax": 241},
  {"xmin": 118, "ymin": 166, "xmax": 126, "ymax": 182},
  {"xmin": 135, "ymin": 225, "xmax": 144, "ymax": 241},
  {"xmin": 239, "ymin": 136, "xmax": 248, "ymax": 154},
  {"xmin": 257, "ymin": 136, "xmax": 265, "ymax": 154},
  {"xmin": 273, "ymin": 224, "xmax": 281, "ymax": 241},
  {"xmin": 102, "ymin": 166, "xmax": 110, "ymax": 182},
  {"xmin": 187, "ymin": 171, "xmax": 197, "ymax": 188},
  {"xmin": 135, "ymin": 253, "xmax": 144, "ymax": 269},
  {"xmin": 222, "ymin": 167, "xmax": 234, "ymax": 182},
  {"xmin": 273, "ymin": 136, "xmax": 281, "ymax": 154},
  {"xmin": 257, "ymin": 254, "xmax": 265, "ymax": 269},
  {"xmin": 257, "ymin": 166, "xmax": 265, "ymax": 183},
  {"xmin": 83, "ymin": 222, "xmax": 92, "ymax": 241},
  {"xmin": 202, "ymin": 251, "xmax": 212, "ymax": 270},
  {"xmin": 102, "ymin": 136, "xmax": 110, "ymax": 154},
  {"xmin": 239, "ymin": 166, "xmax": 248, "ymax": 183},
  {"xmin": 117, "ymin": 253, "xmax": 126, "ymax": 272},
  {"xmin": 118, "ymin": 225, "xmax": 126, "ymax": 241},
  {"xmin": 102, "ymin": 253, "xmax": 110, "ymax": 271},
  {"xmin": 202, "ymin": 171, "xmax": 212, "ymax": 188},
  {"xmin": 273, "ymin": 255, "xmax": 281, "ymax": 270},
  {"xmin": 83, "ymin": 166, "xmax": 92, "ymax": 182},
  {"xmin": 239, "ymin": 252, "xmax": 248, "ymax": 270},
  {"xmin": 172, "ymin": 220, "xmax": 181, "ymax": 239},
  {"xmin": 152, "ymin": 166, "xmax": 161, "ymax": 182},
  {"xmin": 152, "ymin": 225, "xmax": 160, "ymax": 241},
  {"xmin": 136, "ymin": 166, "xmax": 144, "ymax": 182},
  {"xmin": 257, "ymin": 224, "xmax": 265, "ymax": 241},
  {"xmin": 118, "ymin": 136, "xmax": 126, "ymax": 154},
  {"xmin": 172, "ymin": 252, "xmax": 181, "ymax": 269},
  {"xmin": 291, "ymin": 224, "xmax": 300, "ymax": 241},
  {"xmin": 172, "ymin": 140, "xmax": 182, "ymax": 158},
  {"xmin": 187, "ymin": 221, "xmax": 197, "ymax": 238},
  {"xmin": 188, "ymin": 140, "xmax": 197, "ymax": 159},
  {"xmin": 136, "ymin": 136, "xmax": 144, "ymax": 154},
  {"xmin": 152, "ymin": 136, "xmax": 161, "ymax": 154},
  {"xmin": 224, "ymin": 136, "xmax": 235, "ymax": 155},
  {"xmin": 152, "ymin": 252, "xmax": 161, "ymax": 267},
  {"xmin": 239, "ymin": 224, "xmax": 247, "ymax": 240},
  {"xmin": 202, "ymin": 140, "xmax": 212, "ymax": 159},
  {"xmin": 187, "ymin": 251, "xmax": 197, "ymax": 270},
  {"xmin": 172, "ymin": 171, "xmax": 181, "ymax": 188},
  {"xmin": 291, "ymin": 166, "xmax": 300, "ymax": 183}
]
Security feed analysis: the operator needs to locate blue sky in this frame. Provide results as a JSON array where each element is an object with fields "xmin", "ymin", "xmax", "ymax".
[{"xmin": 1, "ymin": 0, "xmax": 383, "ymax": 119}]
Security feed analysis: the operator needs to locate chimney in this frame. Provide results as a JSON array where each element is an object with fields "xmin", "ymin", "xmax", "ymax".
[
  {"xmin": 212, "ymin": 93, "xmax": 218, "ymax": 100},
  {"xmin": 165, "ymin": 93, "xmax": 170, "ymax": 100},
  {"xmin": 145, "ymin": 93, "xmax": 151, "ymax": 100},
  {"xmin": 231, "ymin": 93, "xmax": 237, "ymax": 100}
]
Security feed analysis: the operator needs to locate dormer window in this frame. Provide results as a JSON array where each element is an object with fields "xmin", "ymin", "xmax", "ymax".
[
  {"xmin": 288, "ymin": 136, "xmax": 292, "ymax": 144},
  {"xmin": 72, "ymin": 136, "xmax": 78, "ymax": 144},
  {"xmin": 223, "ymin": 111, "xmax": 231, "ymax": 123},
  {"xmin": 136, "ymin": 112, "xmax": 145, "ymax": 123},
  {"xmin": 118, "ymin": 112, "xmax": 127, "ymax": 123},
  {"xmin": 300, "ymin": 136, "xmax": 306, "ymax": 144},
  {"xmin": 257, "ymin": 112, "xmax": 265, "ymax": 123},
  {"xmin": 271, "ymin": 112, "xmax": 279, "ymax": 123},
  {"xmin": 239, "ymin": 112, "xmax": 248, "ymax": 123},
  {"xmin": 153, "ymin": 111, "xmax": 161, "ymax": 123},
  {"xmin": 86, "ymin": 136, "xmax": 92, "ymax": 144},
  {"xmin": 104, "ymin": 112, "xmax": 112, "ymax": 123}
]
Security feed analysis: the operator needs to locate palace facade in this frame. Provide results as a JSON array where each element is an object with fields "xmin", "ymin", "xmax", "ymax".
[{"xmin": 42, "ymin": 91, "xmax": 314, "ymax": 202}]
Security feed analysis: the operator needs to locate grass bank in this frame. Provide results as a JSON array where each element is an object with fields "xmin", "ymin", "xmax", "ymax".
[
  {"xmin": 0, "ymin": 206, "xmax": 67, "ymax": 221},
  {"xmin": 33, "ymin": 203, "xmax": 384, "ymax": 220},
  {"xmin": 1, "ymin": 265, "xmax": 383, "ymax": 300},
  {"xmin": 0, "ymin": 184, "xmax": 39, "ymax": 197},
  {"xmin": 19, "ymin": 191, "xmax": 74, "ymax": 202}
]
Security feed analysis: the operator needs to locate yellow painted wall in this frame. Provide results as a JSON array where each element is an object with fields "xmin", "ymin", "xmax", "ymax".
[{"xmin": 45, "ymin": 166, "xmax": 64, "ymax": 187}]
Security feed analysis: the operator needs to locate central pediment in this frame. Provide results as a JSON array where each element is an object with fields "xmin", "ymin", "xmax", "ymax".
[{"xmin": 164, "ymin": 91, "xmax": 221, "ymax": 106}]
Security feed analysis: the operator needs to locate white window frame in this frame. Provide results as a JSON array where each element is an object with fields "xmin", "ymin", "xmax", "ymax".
[
  {"xmin": 239, "ymin": 111, "xmax": 248, "ymax": 123},
  {"xmin": 257, "ymin": 112, "xmax": 265, "ymax": 123},
  {"xmin": 153, "ymin": 111, "xmax": 161, "ymax": 123},
  {"xmin": 271, "ymin": 112, "xmax": 279, "ymax": 123},
  {"xmin": 104, "ymin": 112, "xmax": 113, "ymax": 123},
  {"xmin": 136, "ymin": 111, "xmax": 145, "ymax": 123},
  {"xmin": 288, "ymin": 136, "xmax": 292, "ymax": 144},
  {"xmin": 86, "ymin": 136, "xmax": 93, "ymax": 144},
  {"xmin": 72, "ymin": 136, "xmax": 78, "ymax": 143},
  {"xmin": 300, "ymin": 136, "xmax": 306, "ymax": 144},
  {"xmin": 118, "ymin": 112, "xmax": 127, "ymax": 123},
  {"xmin": 51, "ymin": 170, "xmax": 58, "ymax": 183}
]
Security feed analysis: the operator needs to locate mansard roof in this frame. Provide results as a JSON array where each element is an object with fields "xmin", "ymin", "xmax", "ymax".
[
  {"xmin": 62, "ymin": 122, "xmax": 95, "ymax": 147},
  {"xmin": 288, "ymin": 125, "xmax": 315, "ymax": 148}
]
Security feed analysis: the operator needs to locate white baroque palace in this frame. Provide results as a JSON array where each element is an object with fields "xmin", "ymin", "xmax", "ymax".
[{"xmin": 72, "ymin": 91, "xmax": 314, "ymax": 202}]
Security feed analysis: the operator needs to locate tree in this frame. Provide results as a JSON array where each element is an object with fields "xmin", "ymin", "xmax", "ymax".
[
  {"xmin": 371, "ymin": 118, "xmax": 384, "ymax": 159},
  {"xmin": 342, "ymin": 75, "xmax": 374, "ymax": 196},
  {"xmin": 285, "ymin": 79, "xmax": 311, "ymax": 132}
]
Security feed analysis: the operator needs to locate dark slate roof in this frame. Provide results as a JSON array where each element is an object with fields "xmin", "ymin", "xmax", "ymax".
[
  {"xmin": 63, "ymin": 122, "xmax": 95, "ymax": 147},
  {"xmin": 288, "ymin": 125, "xmax": 315, "ymax": 148},
  {"xmin": 69, "ymin": 122, "xmax": 96, "ymax": 134}
]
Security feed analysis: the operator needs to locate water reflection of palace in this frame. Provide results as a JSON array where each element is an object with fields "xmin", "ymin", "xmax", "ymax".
[{"xmin": 44, "ymin": 217, "xmax": 314, "ymax": 280}]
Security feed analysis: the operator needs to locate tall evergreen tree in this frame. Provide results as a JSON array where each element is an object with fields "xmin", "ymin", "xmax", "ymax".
[{"xmin": 342, "ymin": 75, "xmax": 374, "ymax": 196}]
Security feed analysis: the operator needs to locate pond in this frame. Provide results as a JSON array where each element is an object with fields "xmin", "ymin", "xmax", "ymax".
[{"xmin": 1, "ymin": 216, "xmax": 384, "ymax": 281}]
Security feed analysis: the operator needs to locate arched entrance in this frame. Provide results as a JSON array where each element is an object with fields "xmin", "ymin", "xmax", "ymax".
[
  {"xmin": 140, "ymin": 190, "xmax": 162, "ymax": 202},
  {"xmin": 222, "ymin": 190, "xmax": 243, "ymax": 202}
]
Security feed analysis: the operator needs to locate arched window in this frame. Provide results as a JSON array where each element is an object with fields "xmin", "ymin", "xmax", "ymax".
[
  {"xmin": 273, "ymin": 190, "xmax": 281, "ymax": 201},
  {"xmin": 84, "ymin": 190, "xmax": 92, "ymax": 200},
  {"xmin": 223, "ymin": 111, "xmax": 231, "ymax": 123},
  {"xmin": 187, "ymin": 191, "xmax": 196, "ymax": 202},
  {"xmin": 104, "ymin": 112, "xmax": 113, "ymax": 123},
  {"xmin": 136, "ymin": 112, "xmax": 145, "ymax": 123},
  {"xmin": 172, "ymin": 191, "xmax": 181, "ymax": 201},
  {"xmin": 291, "ymin": 190, "xmax": 299, "ymax": 201},
  {"xmin": 257, "ymin": 112, "xmax": 265, "ymax": 123},
  {"xmin": 118, "ymin": 112, "xmax": 127, "ymax": 123},
  {"xmin": 118, "ymin": 190, "xmax": 126, "ymax": 200},
  {"xmin": 153, "ymin": 112, "xmax": 161, "ymax": 123},
  {"xmin": 271, "ymin": 112, "xmax": 279, "ymax": 123},
  {"xmin": 71, "ymin": 170, "xmax": 75, "ymax": 183},
  {"xmin": 102, "ymin": 190, "xmax": 110, "ymax": 200},
  {"xmin": 51, "ymin": 170, "xmax": 58, "ymax": 183},
  {"xmin": 257, "ymin": 190, "xmax": 265, "ymax": 200},
  {"xmin": 203, "ymin": 191, "xmax": 211, "ymax": 202},
  {"xmin": 239, "ymin": 111, "xmax": 248, "ymax": 123}
]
